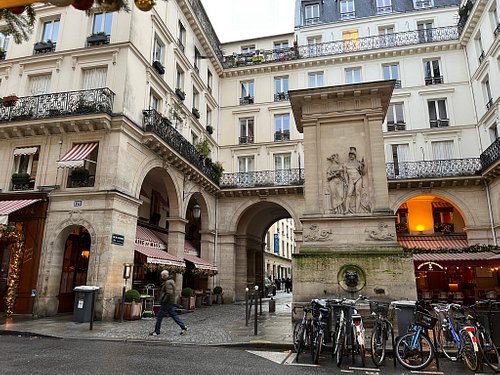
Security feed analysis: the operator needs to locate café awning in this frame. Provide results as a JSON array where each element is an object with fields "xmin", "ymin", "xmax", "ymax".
[
  {"xmin": 0, "ymin": 199, "xmax": 41, "ymax": 224},
  {"xmin": 414, "ymin": 251, "xmax": 500, "ymax": 268},
  {"xmin": 13, "ymin": 147, "xmax": 38, "ymax": 156},
  {"xmin": 57, "ymin": 142, "xmax": 98, "ymax": 168},
  {"xmin": 184, "ymin": 254, "xmax": 218, "ymax": 272},
  {"xmin": 134, "ymin": 226, "xmax": 184, "ymax": 267},
  {"xmin": 398, "ymin": 235, "xmax": 468, "ymax": 249}
]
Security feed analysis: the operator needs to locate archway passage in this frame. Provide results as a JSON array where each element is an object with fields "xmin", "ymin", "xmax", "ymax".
[{"xmin": 57, "ymin": 226, "xmax": 90, "ymax": 313}]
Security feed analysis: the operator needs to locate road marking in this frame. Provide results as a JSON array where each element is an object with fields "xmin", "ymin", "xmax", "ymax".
[
  {"xmin": 410, "ymin": 371, "xmax": 444, "ymax": 374},
  {"xmin": 246, "ymin": 350, "xmax": 289, "ymax": 364},
  {"xmin": 340, "ymin": 370, "xmax": 354, "ymax": 373},
  {"xmin": 349, "ymin": 366, "xmax": 380, "ymax": 372}
]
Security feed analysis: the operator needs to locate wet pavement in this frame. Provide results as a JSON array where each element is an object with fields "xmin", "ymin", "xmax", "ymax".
[{"xmin": 0, "ymin": 292, "xmax": 294, "ymax": 348}]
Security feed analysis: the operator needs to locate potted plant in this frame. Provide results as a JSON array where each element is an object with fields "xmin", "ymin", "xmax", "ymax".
[
  {"xmin": 195, "ymin": 139, "xmax": 211, "ymax": 158},
  {"xmin": 2, "ymin": 94, "xmax": 18, "ymax": 107},
  {"xmin": 206, "ymin": 125, "xmax": 214, "ymax": 135},
  {"xmin": 175, "ymin": 88, "xmax": 186, "ymax": 101},
  {"xmin": 192, "ymin": 107, "xmax": 200, "ymax": 119},
  {"xmin": 34, "ymin": 40, "xmax": 54, "ymax": 53},
  {"xmin": 87, "ymin": 32, "xmax": 109, "ymax": 46},
  {"xmin": 0, "ymin": 48, "xmax": 5, "ymax": 60},
  {"xmin": 152, "ymin": 60, "xmax": 165, "ymax": 75},
  {"xmin": 11, "ymin": 172, "xmax": 30, "ymax": 186},
  {"xmin": 70, "ymin": 167, "xmax": 90, "ymax": 182},
  {"xmin": 181, "ymin": 287, "xmax": 195, "ymax": 310},
  {"xmin": 213, "ymin": 286, "xmax": 223, "ymax": 305},
  {"xmin": 115, "ymin": 289, "xmax": 142, "ymax": 320},
  {"xmin": 212, "ymin": 161, "xmax": 224, "ymax": 184}
]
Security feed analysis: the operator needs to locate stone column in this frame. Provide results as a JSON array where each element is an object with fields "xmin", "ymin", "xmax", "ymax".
[{"xmin": 167, "ymin": 217, "xmax": 187, "ymax": 298}]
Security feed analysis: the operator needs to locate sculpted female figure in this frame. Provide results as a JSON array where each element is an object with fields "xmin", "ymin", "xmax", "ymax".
[{"xmin": 326, "ymin": 153, "xmax": 346, "ymax": 214}]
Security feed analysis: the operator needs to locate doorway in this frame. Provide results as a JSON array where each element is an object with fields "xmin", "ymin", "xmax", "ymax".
[{"xmin": 58, "ymin": 226, "xmax": 90, "ymax": 313}]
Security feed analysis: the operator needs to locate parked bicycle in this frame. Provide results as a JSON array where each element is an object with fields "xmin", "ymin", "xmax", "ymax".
[
  {"xmin": 293, "ymin": 304, "xmax": 313, "ymax": 362},
  {"xmin": 309, "ymin": 299, "xmax": 330, "ymax": 364},
  {"xmin": 369, "ymin": 299, "xmax": 395, "ymax": 367},
  {"xmin": 332, "ymin": 295, "xmax": 368, "ymax": 367},
  {"xmin": 432, "ymin": 302, "xmax": 480, "ymax": 372},
  {"xmin": 467, "ymin": 300, "xmax": 500, "ymax": 372},
  {"xmin": 395, "ymin": 301, "xmax": 438, "ymax": 370}
]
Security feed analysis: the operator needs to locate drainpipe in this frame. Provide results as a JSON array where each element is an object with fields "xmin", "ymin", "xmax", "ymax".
[{"xmin": 484, "ymin": 180, "xmax": 497, "ymax": 246}]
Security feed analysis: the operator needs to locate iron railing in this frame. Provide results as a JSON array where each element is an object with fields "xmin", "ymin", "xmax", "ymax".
[
  {"xmin": 142, "ymin": 109, "xmax": 219, "ymax": 184},
  {"xmin": 219, "ymin": 169, "xmax": 304, "ymax": 188},
  {"xmin": 495, "ymin": 23, "xmax": 500, "ymax": 38},
  {"xmin": 222, "ymin": 26, "xmax": 459, "ymax": 68},
  {"xmin": 480, "ymin": 137, "xmax": 500, "ymax": 172},
  {"xmin": 274, "ymin": 92, "xmax": 289, "ymax": 102},
  {"xmin": 274, "ymin": 131, "xmax": 290, "ymax": 141},
  {"xmin": 0, "ymin": 87, "xmax": 115, "ymax": 122},
  {"xmin": 387, "ymin": 122, "xmax": 406, "ymax": 132},
  {"xmin": 386, "ymin": 158, "xmax": 482, "ymax": 179},
  {"xmin": 458, "ymin": 0, "xmax": 475, "ymax": 34},
  {"xmin": 425, "ymin": 76, "xmax": 443, "ymax": 85}
]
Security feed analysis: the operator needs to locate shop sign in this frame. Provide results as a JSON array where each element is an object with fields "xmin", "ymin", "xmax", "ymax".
[{"xmin": 111, "ymin": 234, "xmax": 125, "ymax": 246}]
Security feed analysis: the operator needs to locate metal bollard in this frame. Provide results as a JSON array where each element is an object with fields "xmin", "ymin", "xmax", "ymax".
[
  {"xmin": 259, "ymin": 290, "xmax": 263, "ymax": 315},
  {"xmin": 254, "ymin": 285, "xmax": 259, "ymax": 335},
  {"xmin": 245, "ymin": 287, "xmax": 249, "ymax": 326},
  {"xmin": 269, "ymin": 297, "xmax": 276, "ymax": 313}
]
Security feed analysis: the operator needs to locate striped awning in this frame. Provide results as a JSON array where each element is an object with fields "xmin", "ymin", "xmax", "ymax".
[
  {"xmin": 184, "ymin": 254, "xmax": 218, "ymax": 272},
  {"xmin": 398, "ymin": 235, "xmax": 468, "ymax": 249},
  {"xmin": 414, "ymin": 252, "xmax": 500, "ymax": 268},
  {"xmin": 57, "ymin": 143, "xmax": 98, "ymax": 168},
  {"xmin": 135, "ymin": 226, "xmax": 165, "ymax": 250},
  {"xmin": 13, "ymin": 147, "xmax": 38, "ymax": 156},
  {"xmin": 0, "ymin": 199, "xmax": 41, "ymax": 215},
  {"xmin": 134, "ymin": 226, "xmax": 184, "ymax": 267}
]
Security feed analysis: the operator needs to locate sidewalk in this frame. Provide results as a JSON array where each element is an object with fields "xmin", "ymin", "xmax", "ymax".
[{"xmin": 0, "ymin": 292, "xmax": 294, "ymax": 349}]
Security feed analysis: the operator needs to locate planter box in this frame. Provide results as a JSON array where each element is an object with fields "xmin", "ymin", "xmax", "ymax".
[
  {"xmin": 114, "ymin": 301, "xmax": 142, "ymax": 320},
  {"xmin": 152, "ymin": 60, "xmax": 165, "ymax": 75},
  {"xmin": 0, "ymin": 50, "xmax": 5, "ymax": 60},
  {"xmin": 86, "ymin": 34, "xmax": 109, "ymax": 47},
  {"xmin": 206, "ymin": 125, "xmax": 213, "ymax": 135},
  {"xmin": 175, "ymin": 88, "xmax": 185, "ymax": 101},
  {"xmin": 192, "ymin": 107, "xmax": 200, "ymax": 119},
  {"xmin": 181, "ymin": 296, "xmax": 195, "ymax": 310},
  {"xmin": 34, "ymin": 41, "xmax": 54, "ymax": 54}
]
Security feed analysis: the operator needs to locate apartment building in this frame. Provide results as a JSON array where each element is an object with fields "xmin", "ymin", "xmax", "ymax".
[{"xmin": 264, "ymin": 218, "xmax": 295, "ymax": 281}]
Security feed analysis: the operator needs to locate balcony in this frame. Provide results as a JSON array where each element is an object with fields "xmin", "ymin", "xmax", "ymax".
[
  {"xmin": 152, "ymin": 60, "xmax": 165, "ymax": 75},
  {"xmin": 480, "ymin": 137, "xmax": 500, "ymax": 172},
  {"xmin": 142, "ymin": 109, "xmax": 219, "ymax": 184},
  {"xmin": 0, "ymin": 87, "xmax": 115, "ymax": 122},
  {"xmin": 386, "ymin": 158, "xmax": 482, "ymax": 180},
  {"xmin": 340, "ymin": 11, "xmax": 355, "ymax": 20},
  {"xmin": 430, "ymin": 119, "xmax": 449, "ymax": 128},
  {"xmin": 377, "ymin": 5, "xmax": 392, "ymax": 13},
  {"xmin": 0, "ymin": 50, "xmax": 5, "ymax": 60},
  {"xmin": 177, "ymin": 39, "xmax": 185, "ymax": 52},
  {"xmin": 387, "ymin": 122, "xmax": 406, "ymax": 132},
  {"xmin": 458, "ymin": 0, "xmax": 475, "ymax": 33},
  {"xmin": 304, "ymin": 17, "xmax": 320, "ymax": 25},
  {"xmin": 274, "ymin": 92, "xmax": 289, "ymax": 102},
  {"xmin": 415, "ymin": 0, "xmax": 432, "ymax": 8},
  {"xmin": 175, "ymin": 88, "xmax": 186, "ymax": 101},
  {"xmin": 219, "ymin": 169, "xmax": 304, "ymax": 188},
  {"xmin": 239, "ymin": 136, "xmax": 254, "ymax": 144},
  {"xmin": 239, "ymin": 96, "xmax": 254, "ymax": 105},
  {"xmin": 274, "ymin": 131, "xmax": 290, "ymax": 141},
  {"xmin": 425, "ymin": 76, "xmax": 443, "ymax": 85},
  {"xmin": 222, "ymin": 26, "xmax": 459, "ymax": 68}
]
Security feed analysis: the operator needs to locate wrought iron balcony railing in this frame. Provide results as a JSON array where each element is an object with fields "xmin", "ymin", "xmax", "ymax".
[
  {"xmin": 222, "ymin": 26, "xmax": 459, "ymax": 68},
  {"xmin": 274, "ymin": 131, "xmax": 290, "ymax": 141},
  {"xmin": 239, "ymin": 96, "xmax": 254, "ymax": 105},
  {"xmin": 386, "ymin": 158, "xmax": 482, "ymax": 180},
  {"xmin": 239, "ymin": 136, "xmax": 254, "ymax": 144},
  {"xmin": 486, "ymin": 99, "xmax": 493, "ymax": 110},
  {"xmin": 377, "ymin": 5, "xmax": 392, "ymax": 13},
  {"xmin": 458, "ymin": 0, "xmax": 475, "ymax": 34},
  {"xmin": 0, "ymin": 87, "xmax": 115, "ymax": 122},
  {"xmin": 478, "ymin": 51, "xmax": 486, "ymax": 64},
  {"xmin": 219, "ymin": 169, "xmax": 304, "ymax": 188},
  {"xmin": 425, "ymin": 76, "xmax": 443, "ymax": 85},
  {"xmin": 480, "ymin": 137, "xmax": 500, "ymax": 172},
  {"xmin": 305, "ymin": 17, "xmax": 321, "ymax": 25},
  {"xmin": 142, "ymin": 109, "xmax": 219, "ymax": 184},
  {"xmin": 340, "ymin": 11, "xmax": 355, "ymax": 20},
  {"xmin": 430, "ymin": 119, "xmax": 449, "ymax": 128},
  {"xmin": 387, "ymin": 122, "xmax": 406, "ymax": 132},
  {"xmin": 495, "ymin": 23, "xmax": 500, "ymax": 38},
  {"xmin": 274, "ymin": 92, "xmax": 289, "ymax": 102}
]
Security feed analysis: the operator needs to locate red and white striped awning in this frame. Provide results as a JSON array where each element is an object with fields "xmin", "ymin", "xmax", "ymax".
[
  {"xmin": 414, "ymin": 252, "xmax": 500, "ymax": 268},
  {"xmin": 57, "ymin": 143, "xmax": 98, "ymax": 168},
  {"xmin": 184, "ymin": 254, "xmax": 218, "ymax": 271},
  {"xmin": 13, "ymin": 147, "xmax": 38, "ymax": 156},
  {"xmin": 134, "ymin": 226, "xmax": 184, "ymax": 267},
  {"xmin": 135, "ymin": 226, "xmax": 165, "ymax": 250},
  {"xmin": 0, "ymin": 199, "xmax": 41, "ymax": 215},
  {"xmin": 398, "ymin": 235, "xmax": 468, "ymax": 249}
]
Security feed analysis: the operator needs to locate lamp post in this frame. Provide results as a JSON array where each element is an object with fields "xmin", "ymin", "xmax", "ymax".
[{"xmin": 120, "ymin": 263, "xmax": 132, "ymax": 323}]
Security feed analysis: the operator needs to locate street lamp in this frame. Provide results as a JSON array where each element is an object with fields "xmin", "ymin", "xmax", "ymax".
[{"xmin": 120, "ymin": 263, "xmax": 132, "ymax": 323}]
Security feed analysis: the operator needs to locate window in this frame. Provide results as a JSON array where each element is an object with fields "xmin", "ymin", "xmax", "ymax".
[
  {"xmin": 340, "ymin": 0, "xmax": 355, "ymax": 20},
  {"xmin": 476, "ymin": 35, "xmax": 485, "ymax": 63},
  {"xmin": 274, "ymin": 76, "xmax": 289, "ymax": 101},
  {"xmin": 306, "ymin": 35, "xmax": 322, "ymax": 57},
  {"xmin": 308, "ymin": 71, "xmax": 324, "ymax": 88},
  {"xmin": 342, "ymin": 30, "xmax": 359, "ymax": 51},
  {"xmin": 207, "ymin": 70, "xmax": 213, "ymax": 93},
  {"xmin": 241, "ymin": 45, "xmax": 255, "ymax": 54},
  {"xmin": 12, "ymin": 146, "xmax": 39, "ymax": 190},
  {"xmin": 92, "ymin": 12, "xmax": 112, "ymax": 35},
  {"xmin": 192, "ymin": 131, "xmax": 198, "ymax": 145},
  {"xmin": 489, "ymin": 123, "xmax": 498, "ymax": 142},
  {"xmin": 427, "ymin": 99, "xmax": 448, "ymax": 127},
  {"xmin": 176, "ymin": 66, "xmax": 184, "ymax": 90},
  {"xmin": 82, "ymin": 67, "xmax": 107, "ymax": 89},
  {"xmin": 194, "ymin": 47, "xmax": 201, "ymax": 72},
  {"xmin": 423, "ymin": 59, "xmax": 442, "ymax": 85},
  {"xmin": 42, "ymin": 19, "xmax": 60, "ymax": 43},
  {"xmin": 192, "ymin": 87, "xmax": 199, "ymax": 110},
  {"xmin": 240, "ymin": 80, "xmax": 254, "ymax": 104},
  {"xmin": 304, "ymin": 3, "xmax": 320, "ymax": 25},
  {"xmin": 29, "ymin": 74, "xmax": 51, "ymax": 95},
  {"xmin": 379, "ymin": 26, "xmax": 395, "ymax": 47},
  {"xmin": 386, "ymin": 103, "xmax": 405, "ymax": 131},
  {"xmin": 345, "ymin": 67, "xmax": 361, "ymax": 83},
  {"xmin": 383, "ymin": 63, "xmax": 400, "ymax": 88},
  {"xmin": 178, "ymin": 21, "xmax": 186, "ymax": 51},
  {"xmin": 388, "ymin": 143, "xmax": 410, "ymax": 176},
  {"xmin": 376, "ymin": 0, "xmax": 392, "ymax": 13},
  {"xmin": 237, "ymin": 156, "xmax": 255, "ymax": 186},
  {"xmin": 483, "ymin": 77, "xmax": 493, "ymax": 110},
  {"xmin": 492, "ymin": 7, "xmax": 500, "ymax": 37},
  {"xmin": 274, "ymin": 114, "xmax": 290, "ymax": 141},
  {"xmin": 431, "ymin": 140, "xmax": 454, "ymax": 160},
  {"xmin": 273, "ymin": 41, "xmax": 289, "ymax": 50},
  {"xmin": 417, "ymin": 21, "xmax": 433, "ymax": 43},
  {"xmin": 153, "ymin": 36, "xmax": 164, "ymax": 63},
  {"xmin": 414, "ymin": 0, "xmax": 432, "ymax": 9},
  {"xmin": 432, "ymin": 202, "xmax": 454, "ymax": 234},
  {"xmin": 206, "ymin": 107, "xmax": 212, "ymax": 126},
  {"xmin": 274, "ymin": 153, "xmax": 291, "ymax": 184},
  {"xmin": 149, "ymin": 92, "xmax": 160, "ymax": 111},
  {"xmin": 0, "ymin": 32, "xmax": 9, "ymax": 54},
  {"xmin": 62, "ymin": 143, "xmax": 99, "ymax": 188},
  {"xmin": 239, "ymin": 117, "xmax": 254, "ymax": 144}
]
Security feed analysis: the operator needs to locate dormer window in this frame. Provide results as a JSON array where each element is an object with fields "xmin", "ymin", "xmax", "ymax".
[{"xmin": 304, "ymin": 3, "xmax": 320, "ymax": 25}]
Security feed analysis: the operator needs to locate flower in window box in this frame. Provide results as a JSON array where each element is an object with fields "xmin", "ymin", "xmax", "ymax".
[{"xmin": 2, "ymin": 95, "xmax": 18, "ymax": 107}]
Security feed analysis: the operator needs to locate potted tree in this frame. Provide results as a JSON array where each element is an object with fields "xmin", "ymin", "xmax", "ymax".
[
  {"xmin": 212, "ymin": 161, "xmax": 224, "ymax": 184},
  {"xmin": 181, "ymin": 287, "xmax": 195, "ymax": 310},
  {"xmin": 114, "ymin": 289, "xmax": 142, "ymax": 320},
  {"xmin": 195, "ymin": 139, "xmax": 211, "ymax": 158},
  {"xmin": 213, "ymin": 286, "xmax": 223, "ymax": 305},
  {"xmin": 70, "ymin": 167, "xmax": 90, "ymax": 182},
  {"xmin": 11, "ymin": 172, "xmax": 30, "ymax": 187}
]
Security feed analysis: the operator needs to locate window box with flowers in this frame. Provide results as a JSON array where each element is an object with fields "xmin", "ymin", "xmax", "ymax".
[
  {"xmin": 86, "ymin": 32, "xmax": 109, "ymax": 47},
  {"xmin": 2, "ymin": 95, "xmax": 18, "ymax": 107},
  {"xmin": 34, "ymin": 40, "xmax": 55, "ymax": 54}
]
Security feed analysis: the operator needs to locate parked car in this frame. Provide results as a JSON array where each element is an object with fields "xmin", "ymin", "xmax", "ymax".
[{"xmin": 264, "ymin": 277, "xmax": 276, "ymax": 297}]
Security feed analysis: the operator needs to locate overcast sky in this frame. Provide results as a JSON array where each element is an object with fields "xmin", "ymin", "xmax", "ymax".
[{"xmin": 200, "ymin": 0, "xmax": 296, "ymax": 43}]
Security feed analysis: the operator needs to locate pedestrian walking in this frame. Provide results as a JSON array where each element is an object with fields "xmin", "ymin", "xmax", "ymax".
[
  {"xmin": 150, "ymin": 270, "xmax": 188, "ymax": 336},
  {"xmin": 285, "ymin": 277, "xmax": 291, "ymax": 293}
]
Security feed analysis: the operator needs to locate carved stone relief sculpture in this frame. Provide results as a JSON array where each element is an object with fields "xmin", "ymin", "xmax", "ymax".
[
  {"xmin": 304, "ymin": 224, "xmax": 332, "ymax": 242},
  {"xmin": 365, "ymin": 222, "xmax": 395, "ymax": 241}
]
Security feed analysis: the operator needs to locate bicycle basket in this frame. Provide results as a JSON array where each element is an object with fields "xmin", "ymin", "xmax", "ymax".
[
  {"xmin": 414, "ymin": 311, "xmax": 437, "ymax": 329},
  {"xmin": 369, "ymin": 301, "xmax": 390, "ymax": 317}
]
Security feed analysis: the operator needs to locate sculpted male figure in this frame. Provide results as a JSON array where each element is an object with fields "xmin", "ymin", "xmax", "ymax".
[{"xmin": 343, "ymin": 147, "xmax": 365, "ymax": 214}]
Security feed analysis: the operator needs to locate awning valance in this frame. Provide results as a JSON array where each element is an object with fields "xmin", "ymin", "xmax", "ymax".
[
  {"xmin": 57, "ymin": 142, "xmax": 98, "ymax": 168},
  {"xmin": 414, "ymin": 252, "xmax": 500, "ymax": 268},
  {"xmin": 0, "ymin": 199, "xmax": 41, "ymax": 215},
  {"xmin": 13, "ymin": 147, "xmax": 38, "ymax": 156},
  {"xmin": 134, "ymin": 226, "xmax": 184, "ymax": 267},
  {"xmin": 184, "ymin": 254, "xmax": 218, "ymax": 271},
  {"xmin": 135, "ymin": 226, "xmax": 165, "ymax": 249},
  {"xmin": 398, "ymin": 235, "xmax": 468, "ymax": 249}
]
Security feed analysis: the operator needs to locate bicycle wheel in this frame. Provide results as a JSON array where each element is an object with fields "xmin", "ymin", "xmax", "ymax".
[
  {"xmin": 335, "ymin": 325, "xmax": 346, "ymax": 367},
  {"xmin": 477, "ymin": 327, "xmax": 500, "ymax": 372},
  {"xmin": 294, "ymin": 321, "xmax": 305, "ymax": 362},
  {"xmin": 371, "ymin": 324, "xmax": 386, "ymax": 366},
  {"xmin": 434, "ymin": 322, "xmax": 458, "ymax": 360},
  {"xmin": 460, "ymin": 330, "xmax": 480, "ymax": 372},
  {"xmin": 359, "ymin": 341, "xmax": 366, "ymax": 367},
  {"xmin": 313, "ymin": 331, "xmax": 324, "ymax": 365},
  {"xmin": 395, "ymin": 331, "xmax": 435, "ymax": 370}
]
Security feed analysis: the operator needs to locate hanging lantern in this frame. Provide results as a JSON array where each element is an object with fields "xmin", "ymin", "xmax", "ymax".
[
  {"xmin": 48, "ymin": 0, "xmax": 74, "ymax": 6},
  {"xmin": 134, "ymin": 0, "xmax": 155, "ymax": 12},
  {"xmin": 72, "ymin": 0, "xmax": 95, "ymax": 11},
  {"xmin": 98, "ymin": 0, "xmax": 122, "ymax": 11},
  {"xmin": 9, "ymin": 6, "xmax": 26, "ymax": 15}
]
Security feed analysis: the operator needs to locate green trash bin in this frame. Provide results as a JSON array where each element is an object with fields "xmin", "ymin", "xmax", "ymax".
[{"xmin": 73, "ymin": 286, "xmax": 99, "ymax": 323}]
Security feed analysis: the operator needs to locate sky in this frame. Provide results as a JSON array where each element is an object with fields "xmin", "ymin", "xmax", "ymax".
[{"xmin": 200, "ymin": 0, "xmax": 296, "ymax": 43}]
